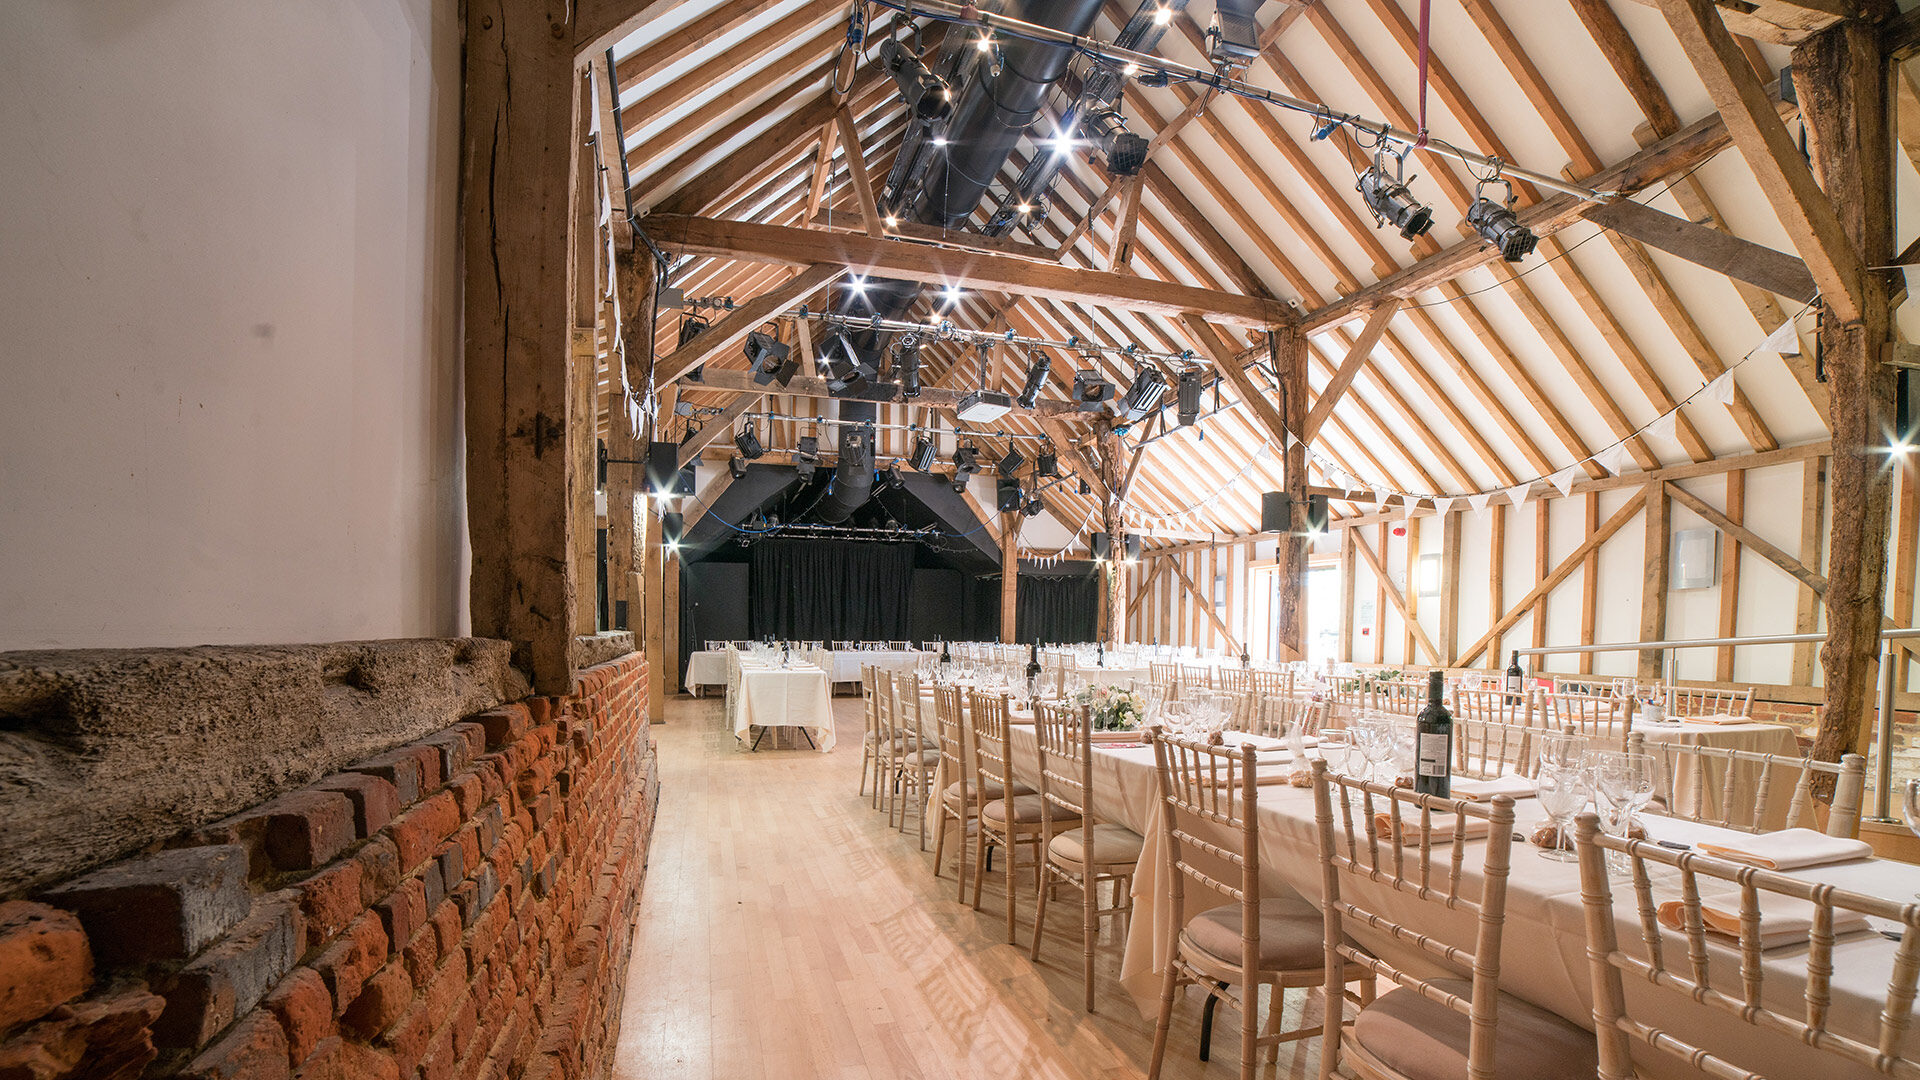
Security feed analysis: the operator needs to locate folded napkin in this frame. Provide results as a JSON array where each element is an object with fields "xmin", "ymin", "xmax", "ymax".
[
  {"xmin": 1217, "ymin": 732, "xmax": 1285, "ymax": 751},
  {"xmin": 1449, "ymin": 775, "xmax": 1537, "ymax": 802},
  {"xmin": 1370, "ymin": 811, "xmax": 1494, "ymax": 843},
  {"xmin": 1657, "ymin": 891, "xmax": 1872, "ymax": 949},
  {"xmin": 1695, "ymin": 828, "xmax": 1873, "ymax": 870}
]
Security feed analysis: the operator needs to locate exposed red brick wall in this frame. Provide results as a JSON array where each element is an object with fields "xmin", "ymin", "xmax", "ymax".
[{"xmin": 0, "ymin": 653, "xmax": 655, "ymax": 1080}]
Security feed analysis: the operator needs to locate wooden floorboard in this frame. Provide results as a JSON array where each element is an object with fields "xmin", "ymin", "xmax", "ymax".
[{"xmin": 613, "ymin": 695, "xmax": 1327, "ymax": 1080}]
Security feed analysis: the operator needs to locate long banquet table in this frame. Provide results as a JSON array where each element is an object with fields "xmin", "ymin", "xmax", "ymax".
[
  {"xmin": 981, "ymin": 723, "xmax": 1919, "ymax": 1080},
  {"xmin": 727, "ymin": 658, "xmax": 834, "ymax": 751},
  {"xmin": 817, "ymin": 648, "xmax": 927, "ymax": 684}
]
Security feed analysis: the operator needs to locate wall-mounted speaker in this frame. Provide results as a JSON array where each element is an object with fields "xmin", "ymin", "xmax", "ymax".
[
  {"xmin": 996, "ymin": 479, "xmax": 1024, "ymax": 512},
  {"xmin": 1090, "ymin": 532, "xmax": 1111, "ymax": 561},
  {"xmin": 646, "ymin": 441, "xmax": 696, "ymax": 496},
  {"xmin": 1307, "ymin": 494, "xmax": 1329, "ymax": 534},
  {"xmin": 1260, "ymin": 491, "xmax": 1290, "ymax": 533}
]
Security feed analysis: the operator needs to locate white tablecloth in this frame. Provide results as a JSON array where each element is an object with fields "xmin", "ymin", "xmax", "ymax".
[
  {"xmin": 819, "ymin": 649, "xmax": 928, "ymax": 683},
  {"xmin": 992, "ymin": 726, "xmax": 1918, "ymax": 1080},
  {"xmin": 684, "ymin": 650, "xmax": 729, "ymax": 691},
  {"xmin": 728, "ymin": 660, "xmax": 834, "ymax": 752}
]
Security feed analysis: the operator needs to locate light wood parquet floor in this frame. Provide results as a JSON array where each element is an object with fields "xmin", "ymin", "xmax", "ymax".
[{"xmin": 613, "ymin": 694, "xmax": 1327, "ymax": 1080}]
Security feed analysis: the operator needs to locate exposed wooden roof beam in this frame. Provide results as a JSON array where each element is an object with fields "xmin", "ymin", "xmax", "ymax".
[
  {"xmin": 1621, "ymin": 0, "xmax": 1852, "ymax": 45},
  {"xmin": 642, "ymin": 213, "xmax": 1293, "ymax": 328}
]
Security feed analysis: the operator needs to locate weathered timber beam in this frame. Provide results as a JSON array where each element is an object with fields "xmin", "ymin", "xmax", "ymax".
[
  {"xmin": 643, "ymin": 214, "xmax": 1293, "ymax": 328},
  {"xmin": 677, "ymin": 394, "xmax": 761, "ymax": 470},
  {"xmin": 1301, "ymin": 300, "xmax": 1399, "ymax": 444},
  {"xmin": 1167, "ymin": 557, "xmax": 1243, "ymax": 654},
  {"xmin": 1581, "ymin": 198, "xmax": 1817, "ymax": 301},
  {"xmin": 1656, "ymin": 0, "xmax": 1868, "ymax": 323},
  {"xmin": 1620, "ymin": 0, "xmax": 1852, "ymax": 45},
  {"xmin": 1349, "ymin": 529, "xmax": 1441, "ymax": 665},
  {"xmin": 1662, "ymin": 480, "xmax": 1829, "ymax": 593},
  {"xmin": 682, "ymin": 365, "xmax": 1092, "ymax": 419}
]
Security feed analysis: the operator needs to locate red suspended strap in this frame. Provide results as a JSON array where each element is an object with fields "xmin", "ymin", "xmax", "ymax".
[{"xmin": 1415, "ymin": 0, "xmax": 1432, "ymax": 149}]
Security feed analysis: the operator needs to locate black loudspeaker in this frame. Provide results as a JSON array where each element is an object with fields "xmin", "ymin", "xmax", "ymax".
[
  {"xmin": 646, "ymin": 441, "xmax": 696, "ymax": 496},
  {"xmin": 1307, "ymin": 494, "xmax": 1329, "ymax": 533},
  {"xmin": 1260, "ymin": 491, "xmax": 1290, "ymax": 533},
  {"xmin": 662, "ymin": 511, "xmax": 685, "ymax": 546},
  {"xmin": 1090, "ymin": 532, "xmax": 1111, "ymax": 561},
  {"xmin": 996, "ymin": 479, "xmax": 1024, "ymax": 512}
]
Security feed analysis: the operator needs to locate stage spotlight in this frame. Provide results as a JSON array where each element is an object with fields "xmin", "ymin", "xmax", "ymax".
[
  {"xmin": 1036, "ymin": 451, "xmax": 1059, "ymax": 478},
  {"xmin": 951, "ymin": 476, "xmax": 969, "ymax": 493},
  {"xmin": 1023, "ymin": 495, "xmax": 1045, "ymax": 517},
  {"xmin": 997, "ymin": 447, "xmax": 1026, "ymax": 477},
  {"xmin": 796, "ymin": 435, "xmax": 819, "ymax": 483},
  {"xmin": 886, "ymin": 461, "xmax": 904, "ymax": 487},
  {"xmin": 1078, "ymin": 477, "xmax": 1091, "ymax": 495},
  {"xmin": 952, "ymin": 445, "xmax": 980, "ymax": 475},
  {"xmin": 879, "ymin": 38, "xmax": 953, "ymax": 123},
  {"xmin": 909, "ymin": 435, "xmax": 937, "ymax": 472},
  {"xmin": 895, "ymin": 339, "xmax": 923, "ymax": 398},
  {"xmin": 734, "ymin": 420, "xmax": 764, "ymax": 460},
  {"xmin": 1118, "ymin": 366, "xmax": 1167, "ymax": 422},
  {"xmin": 728, "ymin": 454, "xmax": 748, "ymax": 479},
  {"xmin": 1466, "ymin": 177, "xmax": 1536, "ymax": 262},
  {"xmin": 818, "ymin": 331, "xmax": 875, "ymax": 395},
  {"xmin": 1357, "ymin": 160, "xmax": 1433, "ymax": 240},
  {"xmin": 1071, "ymin": 368, "xmax": 1114, "ymax": 412},
  {"xmin": 745, "ymin": 331, "xmax": 797, "ymax": 386},
  {"xmin": 1176, "ymin": 369, "xmax": 1204, "ymax": 426},
  {"xmin": 1016, "ymin": 353, "xmax": 1050, "ymax": 409}
]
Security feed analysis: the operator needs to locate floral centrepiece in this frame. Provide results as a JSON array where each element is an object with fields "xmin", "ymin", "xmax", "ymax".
[{"xmin": 1075, "ymin": 685, "xmax": 1147, "ymax": 732}]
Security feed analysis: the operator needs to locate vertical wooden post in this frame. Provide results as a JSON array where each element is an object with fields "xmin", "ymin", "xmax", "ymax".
[
  {"xmin": 1797, "ymin": 19, "xmax": 1898, "ymax": 765},
  {"xmin": 568, "ymin": 72, "xmax": 600, "ymax": 638},
  {"xmin": 1339, "ymin": 530, "xmax": 1357, "ymax": 664},
  {"xmin": 461, "ymin": 0, "xmax": 578, "ymax": 695},
  {"xmin": 1098, "ymin": 421, "xmax": 1124, "ymax": 647},
  {"xmin": 1793, "ymin": 457, "xmax": 1828, "ymax": 684},
  {"xmin": 1486, "ymin": 502, "xmax": 1506, "ymax": 670},
  {"xmin": 1894, "ymin": 457, "xmax": 1918, "ymax": 692},
  {"xmin": 1000, "ymin": 523, "xmax": 1019, "ymax": 644},
  {"xmin": 1438, "ymin": 511, "xmax": 1463, "ymax": 664},
  {"xmin": 1276, "ymin": 327, "xmax": 1310, "ymax": 662},
  {"xmin": 1579, "ymin": 492, "xmax": 1600, "ymax": 675},
  {"xmin": 1403, "ymin": 516, "xmax": 1421, "ymax": 666},
  {"xmin": 609, "ymin": 248, "xmax": 652, "ymax": 635},
  {"xmin": 644, "ymin": 508, "xmax": 666, "ymax": 721},
  {"xmin": 1531, "ymin": 501, "xmax": 1549, "ymax": 666},
  {"xmin": 1640, "ymin": 481, "xmax": 1671, "ymax": 681},
  {"xmin": 1373, "ymin": 523, "xmax": 1388, "ymax": 665},
  {"xmin": 1716, "ymin": 471, "xmax": 1746, "ymax": 681},
  {"xmin": 664, "ymin": 548, "xmax": 681, "ymax": 695}
]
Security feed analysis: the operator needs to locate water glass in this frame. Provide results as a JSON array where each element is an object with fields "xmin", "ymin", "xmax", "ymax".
[{"xmin": 1534, "ymin": 765, "xmax": 1586, "ymax": 862}]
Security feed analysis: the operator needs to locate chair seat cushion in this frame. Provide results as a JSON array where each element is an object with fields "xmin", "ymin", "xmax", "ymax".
[
  {"xmin": 1047, "ymin": 823, "xmax": 1144, "ymax": 867},
  {"xmin": 897, "ymin": 748, "xmax": 939, "ymax": 767},
  {"xmin": 980, "ymin": 793, "xmax": 1077, "ymax": 826},
  {"xmin": 1351, "ymin": 979, "xmax": 1598, "ymax": 1080},
  {"xmin": 943, "ymin": 778, "xmax": 1034, "ymax": 807},
  {"xmin": 1180, "ymin": 897, "xmax": 1323, "ymax": 972}
]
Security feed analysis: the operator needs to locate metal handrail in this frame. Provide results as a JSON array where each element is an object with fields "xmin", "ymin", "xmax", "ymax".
[{"xmin": 1513, "ymin": 629, "xmax": 1919, "ymax": 821}]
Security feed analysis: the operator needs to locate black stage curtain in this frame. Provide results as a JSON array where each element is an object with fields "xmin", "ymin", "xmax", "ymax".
[
  {"xmin": 748, "ymin": 539, "xmax": 915, "ymax": 641},
  {"xmin": 1016, "ymin": 573, "xmax": 1099, "ymax": 645}
]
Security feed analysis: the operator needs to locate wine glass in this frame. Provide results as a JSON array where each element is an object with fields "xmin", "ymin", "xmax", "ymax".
[
  {"xmin": 1535, "ymin": 730, "xmax": 1583, "ymax": 773},
  {"xmin": 1358, "ymin": 717, "xmax": 1394, "ymax": 787},
  {"xmin": 1534, "ymin": 765, "xmax": 1586, "ymax": 862}
]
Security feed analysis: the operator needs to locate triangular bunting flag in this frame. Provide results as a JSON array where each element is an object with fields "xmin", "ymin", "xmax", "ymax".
[
  {"xmin": 1645, "ymin": 411, "xmax": 1679, "ymax": 444},
  {"xmin": 1703, "ymin": 370, "xmax": 1737, "ymax": 406},
  {"xmin": 1596, "ymin": 442, "xmax": 1631, "ymax": 475},
  {"xmin": 1431, "ymin": 496, "xmax": 1455, "ymax": 517},
  {"xmin": 1548, "ymin": 466, "xmax": 1580, "ymax": 498},
  {"xmin": 1401, "ymin": 497, "xmax": 1418, "ymax": 520},
  {"xmin": 1505, "ymin": 483, "xmax": 1531, "ymax": 508},
  {"xmin": 1757, "ymin": 319, "xmax": 1801, "ymax": 357},
  {"xmin": 1467, "ymin": 491, "xmax": 1492, "ymax": 514}
]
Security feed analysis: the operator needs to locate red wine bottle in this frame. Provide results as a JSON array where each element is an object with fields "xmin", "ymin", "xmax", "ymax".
[
  {"xmin": 1505, "ymin": 650, "xmax": 1523, "ymax": 695},
  {"xmin": 1414, "ymin": 670, "xmax": 1452, "ymax": 798}
]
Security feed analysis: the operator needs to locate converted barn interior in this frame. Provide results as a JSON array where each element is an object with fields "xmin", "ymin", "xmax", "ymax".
[{"xmin": 5, "ymin": 0, "xmax": 1920, "ymax": 1078}]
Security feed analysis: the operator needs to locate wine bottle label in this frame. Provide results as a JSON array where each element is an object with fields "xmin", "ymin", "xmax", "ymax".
[
  {"xmin": 1505, "ymin": 675, "xmax": 1521, "ymax": 692},
  {"xmin": 1417, "ymin": 733, "xmax": 1449, "ymax": 777}
]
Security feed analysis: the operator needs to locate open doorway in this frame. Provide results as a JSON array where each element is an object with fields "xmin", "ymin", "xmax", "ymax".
[{"xmin": 1248, "ymin": 558, "xmax": 1343, "ymax": 666}]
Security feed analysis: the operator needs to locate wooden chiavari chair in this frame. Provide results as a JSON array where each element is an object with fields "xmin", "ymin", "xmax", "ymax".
[
  {"xmin": 1178, "ymin": 664, "xmax": 1215, "ymax": 695},
  {"xmin": 970, "ymin": 690, "xmax": 1075, "ymax": 942},
  {"xmin": 1666, "ymin": 683, "xmax": 1756, "ymax": 720},
  {"xmin": 1371, "ymin": 679, "xmax": 1426, "ymax": 717},
  {"xmin": 1452, "ymin": 687, "xmax": 1542, "ymax": 780},
  {"xmin": 1573, "ymin": 811, "xmax": 1920, "ymax": 1080},
  {"xmin": 1150, "ymin": 662, "xmax": 1180, "ymax": 698},
  {"xmin": 929, "ymin": 684, "xmax": 1032, "ymax": 896},
  {"xmin": 1628, "ymin": 732, "xmax": 1866, "ymax": 837},
  {"xmin": 887, "ymin": 674, "xmax": 937, "ymax": 848},
  {"xmin": 859, "ymin": 665, "xmax": 884, "ymax": 805},
  {"xmin": 1031, "ymin": 701, "xmax": 1142, "ymax": 1012},
  {"xmin": 1545, "ymin": 689, "xmax": 1631, "ymax": 752},
  {"xmin": 1311, "ymin": 760, "xmax": 1596, "ymax": 1080},
  {"xmin": 1250, "ymin": 668, "xmax": 1292, "ymax": 700},
  {"xmin": 1245, "ymin": 695, "xmax": 1324, "ymax": 740},
  {"xmin": 1216, "ymin": 667, "xmax": 1254, "ymax": 694},
  {"xmin": 1147, "ymin": 732, "xmax": 1344, "ymax": 1080}
]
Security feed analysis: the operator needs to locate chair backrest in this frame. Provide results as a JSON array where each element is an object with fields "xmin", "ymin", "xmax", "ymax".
[
  {"xmin": 1311, "ymin": 760, "xmax": 1519, "ymax": 1080},
  {"xmin": 1452, "ymin": 715, "xmax": 1542, "ymax": 779},
  {"xmin": 1372, "ymin": 678, "xmax": 1426, "ymax": 717},
  {"xmin": 1627, "ymin": 732, "xmax": 1866, "ymax": 837},
  {"xmin": 1150, "ymin": 730, "xmax": 1263, "ymax": 973},
  {"xmin": 1247, "ymin": 695, "xmax": 1324, "ymax": 740},
  {"xmin": 1216, "ymin": 667, "xmax": 1253, "ymax": 694},
  {"xmin": 1667, "ymin": 684, "xmax": 1755, "ymax": 719},
  {"xmin": 932, "ymin": 683, "xmax": 968, "ymax": 789},
  {"xmin": 968, "ymin": 689, "xmax": 1016, "ymax": 801},
  {"xmin": 861, "ymin": 664, "xmax": 882, "ymax": 744},
  {"xmin": 1034, "ymin": 701, "xmax": 1094, "ymax": 847},
  {"xmin": 874, "ymin": 669, "xmax": 902, "ymax": 749},
  {"xmin": 1178, "ymin": 664, "xmax": 1214, "ymax": 694},
  {"xmin": 1250, "ymin": 668, "xmax": 1292, "ymax": 700},
  {"xmin": 1453, "ymin": 686, "xmax": 1536, "ymax": 728},
  {"xmin": 1572, "ymin": 812, "xmax": 1920, "ymax": 1080},
  {"xmin": 1546, "ymin": 690, "xmax": 1630, "ymax": 751}
]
